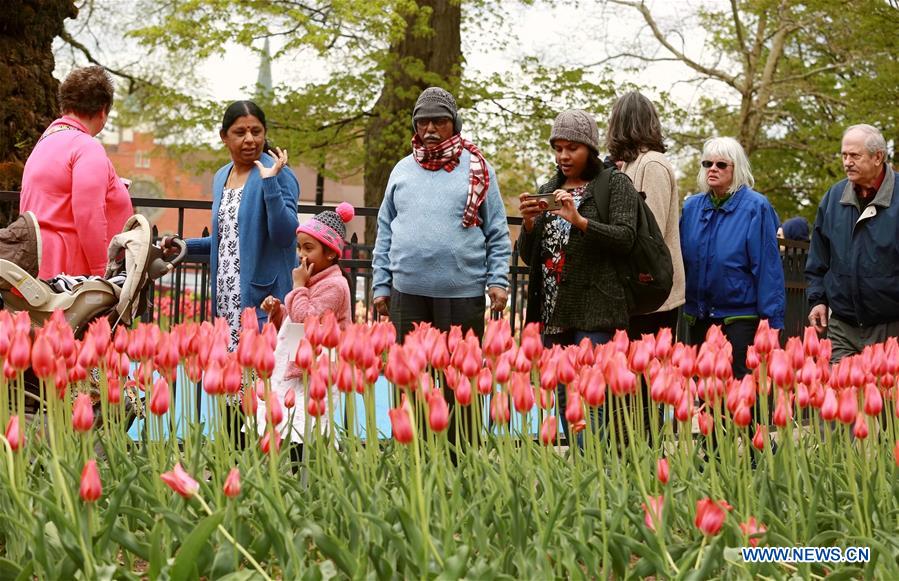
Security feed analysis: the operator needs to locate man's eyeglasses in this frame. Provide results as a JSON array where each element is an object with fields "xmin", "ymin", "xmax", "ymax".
[
  {"xmin": 701, "ymin": 160, "xmax": 732, "ymax": 170},
  {"xmin": 415, "ymin": 118, "xmax": 452, "ymax": 130}
]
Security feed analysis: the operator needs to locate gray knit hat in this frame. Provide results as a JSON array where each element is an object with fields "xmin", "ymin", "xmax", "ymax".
[
  {"xmin": 549, "ymin": 109, "xmax": 600, "ymax": 152},
  {"xmin": 412, "ymin": 87, "xmax": 462, "ymax": 134}
]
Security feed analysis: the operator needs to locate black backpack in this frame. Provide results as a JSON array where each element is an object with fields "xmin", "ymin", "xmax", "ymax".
[{"xmin": 594, "ymin": 168, "xmax": 674, "ymax": 315}]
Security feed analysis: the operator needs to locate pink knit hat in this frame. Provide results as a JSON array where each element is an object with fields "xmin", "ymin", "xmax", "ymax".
[{"xmin": 296, "ymin": 202, "xmax": 355, "ymax": 255}]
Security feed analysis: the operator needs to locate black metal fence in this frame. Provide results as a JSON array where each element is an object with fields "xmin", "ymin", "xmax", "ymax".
[{"xmin": 0, "ymin": 192, "xmax": 811, "ymax": 339}]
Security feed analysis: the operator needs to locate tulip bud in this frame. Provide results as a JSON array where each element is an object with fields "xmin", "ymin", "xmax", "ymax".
[
  {"xmin": 837, "ymin": 388, "xmax": 857, "ymax": 425},
  {"xmin": 820, "ymin": 388, "xmax": 838, "ymax": 421},
  {"xmin": 656, "ymin": 457, "xmax": 669, "ymax": 485},
  {"xmin": 307, "ymin": 397, "xmax": 325, "ymax": 417},
  {"xmin": 5, "ymin": 416, "xmax": 23, "ymax": 451},
  {"xmin": 540, "ymin": 415, "xmax": 558, "ymax": 446},
  {"xmin": 259, "ymin": 430, "xmax": 282, "ymax": 455},
  {"xmin": 642, "ymin": 495, "xmax": 664, "ymax": 531},
  {"xmin": 389, "ymin": 400, "xmax": 414, "ymax": 443},
  {"xmin": 223, "ymin": 467, "xmax": 241, "ymax": 498},
  {"xmin": 149, "ymin": 377, "xmax": 170, "ymax": 416},
  {"xmin": 455, "ymin": 378, "xmax": 472, "ymax": 406},
  {"xmin": 490, "ymin": 390, "xmax": 512, "ymax": 425},
  {"xmin": 160, "ymin": 463, "xmax": 199, "ymax": 498},
  {"xmin": 740, "ymin": 517, "xmax": 767, "ymax": 547},
  {"xmin": 31, "ymin": 333, "xmax": 56, "ymax": 379},
  {"xmin": 853, "ymin": 412, "xmax": 869, "ymax": 439},
  {"xmin": 863, "ymin": 383, "xmax": 883, "ymax": 416},
  {"xmin": 564, "ymin": 389, "xmax": 584, "ymax": 425},
  {"xmin": 694, "ymin": 498, "xmax": 731, "ymax": 536},
  {"xmin": 752, "ymin": 424, "xmax": 767, "ymax": 451},
  {"xmin": 79, "ymin": 460, "xmax": 102, "ymax": 503},
  {"xmin": 266, "ymin": 393, "xmax": 284, "ymax": 426},
  {"xmin": 284, "ymin": 388, "xmax": 296, "ymax": 409},
  {"xmin": 72, "ymin": 393, "xmax": 94, "ymax": 432},
  {"xmin": 427, "ymin": 391, "xmax": 450, "ymax": 433}
]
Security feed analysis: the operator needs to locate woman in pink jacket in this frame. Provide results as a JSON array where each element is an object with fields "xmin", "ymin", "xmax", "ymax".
[{"xmin": 20, "ymin": 65, "xmax": 132, "ymax": 278}]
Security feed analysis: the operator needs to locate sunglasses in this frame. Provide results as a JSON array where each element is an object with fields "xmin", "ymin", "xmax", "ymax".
[{"xmin": 701, "ymin": 160, "xmax": 732, "ymax": 170}]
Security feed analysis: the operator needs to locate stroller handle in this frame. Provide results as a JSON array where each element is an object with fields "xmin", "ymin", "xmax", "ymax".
[{"xmin": 147, "ymin": 236, "xmax": 188, "ymax": 281}]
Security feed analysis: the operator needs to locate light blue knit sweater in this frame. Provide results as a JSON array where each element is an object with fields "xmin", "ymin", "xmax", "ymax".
[{"xmin": 372, "ymin": 150, "xmax": 511, "ymax": 299}]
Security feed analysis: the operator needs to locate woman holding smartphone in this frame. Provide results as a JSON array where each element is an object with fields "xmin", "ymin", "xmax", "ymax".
[{"xmin": 517, "ymin": 109, "xmax": 640, "ymax": 442}]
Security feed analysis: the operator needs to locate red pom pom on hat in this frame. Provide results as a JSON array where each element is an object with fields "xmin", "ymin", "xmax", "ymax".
[{"xmin": 335, "ymin": 202, "xmax": 355, "ymax": 223}]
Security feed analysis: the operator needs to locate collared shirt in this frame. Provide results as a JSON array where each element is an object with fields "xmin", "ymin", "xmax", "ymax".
[{"xmin": 853, "ymin": 165, "xmax": 887, "ymax": 206}]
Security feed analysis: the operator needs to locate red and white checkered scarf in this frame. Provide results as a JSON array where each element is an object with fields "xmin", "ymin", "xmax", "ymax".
[{"xmin": 411, "ymin": 133, "xmax": 490, "ymax": 228}]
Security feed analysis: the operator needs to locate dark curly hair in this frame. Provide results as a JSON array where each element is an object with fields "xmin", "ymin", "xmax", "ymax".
[
  {"xmin": 605, "ymin": 91, "xmax": 666, "ymax": 164},
  {"xmin": 58, "ymin": 66, "xmax": 114, "ymax": 117}
]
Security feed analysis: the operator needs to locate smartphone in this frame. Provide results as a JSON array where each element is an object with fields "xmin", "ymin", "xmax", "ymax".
[{"xmin": 529, "ymin": 192, "xmax": 562, "ymax": 211}]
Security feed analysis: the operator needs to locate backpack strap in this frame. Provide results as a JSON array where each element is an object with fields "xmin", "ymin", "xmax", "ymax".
[{"xmin": 592, "ymin": 167, "xmax": 615, "ymax": 224}]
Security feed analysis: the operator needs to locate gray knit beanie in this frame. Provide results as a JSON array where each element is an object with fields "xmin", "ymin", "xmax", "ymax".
[
  {"xmin": 549, "ymin": 109, "xmax": 600, "ymax": 153},
  {"xmin": 412, "ymin": 87, "xmax": 462, "ymax": 134}
]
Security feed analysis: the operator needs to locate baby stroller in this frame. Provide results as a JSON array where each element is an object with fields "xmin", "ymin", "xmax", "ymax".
[{"xmin": 0, "ymin": 212, "xmax": 186, "ymax": 415}]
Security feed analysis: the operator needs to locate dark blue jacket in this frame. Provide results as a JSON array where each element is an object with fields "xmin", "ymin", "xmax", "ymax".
[
  {"xmin": 806, "ymin": 164, "xmax": 899, "ymax": 326},
  {"xmin": 187, "ymin": 152, "xmax": 300, "ymax": 324},
  {"xmin": 680, "ymin": 185, "xmax": 785, "ymax": 328}
]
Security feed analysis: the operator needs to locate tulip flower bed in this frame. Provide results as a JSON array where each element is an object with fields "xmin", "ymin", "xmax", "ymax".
[{"xmin": 0, "ymin": 309, "xmax": 898, "ymax": 579}]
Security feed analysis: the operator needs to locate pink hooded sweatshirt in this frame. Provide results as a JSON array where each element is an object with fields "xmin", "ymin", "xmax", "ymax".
[{"xmin": 20, "ymin": 115, "xmax": 132, "ymax": 278}]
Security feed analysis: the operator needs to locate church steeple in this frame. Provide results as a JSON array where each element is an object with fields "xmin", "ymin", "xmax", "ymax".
[{"xmin": 256, "ymin": 38, "xmax": 273, "ymax": 97}]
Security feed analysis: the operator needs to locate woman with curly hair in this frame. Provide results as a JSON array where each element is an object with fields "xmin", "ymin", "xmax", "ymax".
[{"xmin": 20, "ymin": 65, "xmax": 133, "ymax": 278}]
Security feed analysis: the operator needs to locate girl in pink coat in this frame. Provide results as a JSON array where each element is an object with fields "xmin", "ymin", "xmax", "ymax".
[{"xmin": 258, "ymin": 203, "xmax": 354, "ymax": 446}]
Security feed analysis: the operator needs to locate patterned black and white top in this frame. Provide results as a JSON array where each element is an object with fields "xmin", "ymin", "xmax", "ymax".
[
  {"xmin": 540, "ymin": 185, "xmax": 587, "ymax": 335},
  {"xmin": 217, "ymin": 186, "xmax": 243, "ymax": 350}
]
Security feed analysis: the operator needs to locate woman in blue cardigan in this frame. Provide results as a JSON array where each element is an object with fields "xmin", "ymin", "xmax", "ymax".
[
  {"xmin": 680, "ymin": 137, "xmax": 785, "ymax": 378},
  {"xmin": 186, "ymin": 101, "xmax": 300, "ymax": 348}
]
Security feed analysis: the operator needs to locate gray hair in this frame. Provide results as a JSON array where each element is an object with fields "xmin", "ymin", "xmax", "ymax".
[
  {"xmin": 843, "ymin": 124, "xmax": 887, "ymax": 155},
  {"xmin": 697, "ymin": 137, "xmax": 754, "ymax": 194}
]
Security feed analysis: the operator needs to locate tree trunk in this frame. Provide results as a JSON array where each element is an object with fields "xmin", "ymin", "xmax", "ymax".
[
  {"xmin": 362, "ymin": 0, "xmax": 462, "ymax": 248},
  {"xmin": 0, "ymin": 0, "xmax": 77, "ymax": 222}
]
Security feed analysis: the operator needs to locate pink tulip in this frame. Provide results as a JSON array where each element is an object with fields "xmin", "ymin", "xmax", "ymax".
[
  {"xmin": 753, "ymin": 320, "xmax": 775, "ymax": 356},
  {"xmin": 752, "ymin": 424, "xmax": 767, "ymax": 451},
  {"xmin": 582, "ymin": 367, "xmax": 606, "ymax": 407},
  {"xmin": 837, "ymin": 388, "xmax": 857, "ymax": 425},
  {"xmin": 307, "ymin": 397, "xmax": 325, "ymax": 417},
  {"xmin": 745, "ymin": 346, "xmax": 760, "ymax": 371},
  {"xmin": 656, "ymin": 457, "xmax": 669, "ymax": 485},
  {"xmin": 223, "ymin": 359, "xmax": 243, "ymax": 395},
  {"xmin": 538, "ymin": 388, "xmax": 555, "ymax": 410},
  {"xmin": 283, "ymin": 389, "xmax": 296, "ymax": 409},
  {"xmin": 160, "ymin": 463, "xmax": 199, "ymax": 499},
  {"xmin": 803, "ymin": 326, "xmax": 820, "ymax": 358},
  {"xmin": 455, "ymin": 377, "xmax": 472, "ymax": 406},
  {"xmin": 556, "ymin": 350, "xmax": 577, "ymax": 384},
  {"xmin": 72, "ymin": 393, "xmax": 94, "ymax": 432},
  {"xmin": 5, "ymin": 416, "xmax": 22, "ymax": 451},
  {"xmin": 564, "ymin": 389, "xmax": 584, "ymax": 425},
  {"xmin": 294, "ymin": 338, "xmax": 315, "ymax": 371},
  {"xmin": 642, "ymin": 495, "xmax": 664, "ymax": 531},
  {"xmin": 695, "ymin": 498, "xmax": 731, "ymax": 536},
  {"xmin": 853, "ymin": 412, "xmax": 869, "ymax": 439},
  {"xmin": 733, "ymin": 403, "xmax": 751, "ymax": 428},
  {"xmin": 769, "ymin": 350, "xmax": 793, "ymax": 386},
  {"xmin": 740, "ymin": 517, "xmax": 766, "ymax": 547},
  {"xmin": 477, "ymin": 367, "xmax": 494, "ymax": 396},
  {"xmin": 821, "ymin": 388, "xmax": 838, "ymax": 421},
  {"xmin": 266, "ymin": 393, "xmax": 284, "ymax": 426},
  {"xmin": 519, "ymin": 323, "xmax": 543, "ymax": 361},
  {"xmin": 427, "ymin": 391, "xmax": 450, "ymax": 433},
  {"xmin": 31, "ymin": 333, "xmax": 56, "ymax": 379},
  {"xmin": 8, "ymin": 332, "xmax": 31, "ymax": 371},
  {"xmin": 389, "ymin": 399, "xmax": 414, "ymax": 444},
  {"xmin": 149, "ymin": 377, "xmax": 170, "ymax": 416},
  {"xmin": 697, "ymin": 410, "xmax": 713, "ymax": 436},
  {"xmin": 773, "ymin": 394, "xmax": 792, "ymax": 427},
  {"xmin": 108, "ymin": 376, "xmax": 122, "ymax": 405},
  {"xmin": 490, "ymin": 391, "xmax": 511, "ymax": 425},
  {"xmin": 863, "ymin": 383, "xmax": 883, "ymax": 416},
  {"xmin": 80, "ymin": 460, "xmax": 102, "ymax": 503},
  {"xmin": 259, "ymin": 430, "xmax": 282, "ymax": 455},
  {"xmin": 223, "ymin": 467, "xmax": 241, "ymax": 498},
  {"xmin": 510, "ymin": 373, "xmax": 535, "ymax": 413},
  {"xmin": 540, "ymin": 416, "xmax": 557, "ymax": 446}
]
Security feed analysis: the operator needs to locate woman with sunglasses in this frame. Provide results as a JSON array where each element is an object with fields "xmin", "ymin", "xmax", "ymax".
[{"xmin": 680, "ymin": 137, "xmax": 785, "ymax": 378}]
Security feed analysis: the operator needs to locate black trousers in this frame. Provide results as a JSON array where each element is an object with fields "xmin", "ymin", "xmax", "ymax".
[{"xmin": 389, "ymin": 289, "xmax": 486, "ymax": 452}]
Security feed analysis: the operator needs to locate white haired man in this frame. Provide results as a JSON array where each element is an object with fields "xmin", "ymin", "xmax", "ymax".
[{"xmin": 806, "ymin": 124, "xmax": 899, "ymax": 362}]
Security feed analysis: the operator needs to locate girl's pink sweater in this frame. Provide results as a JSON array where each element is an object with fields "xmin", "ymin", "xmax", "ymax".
[
  {"xmin": 20, "ymin": 116, "xmax": 132, "ymax": 278},
  {"xmin": 282, "ymin": 264, "xmax": 351, "ymax": 379}
]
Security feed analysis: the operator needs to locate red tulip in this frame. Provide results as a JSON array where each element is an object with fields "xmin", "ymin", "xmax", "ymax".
[
  {"xmin": 732, "ymin": 403, "xmax": 751, "ymax": 428},
  {"xmin": 160, "ymin": 463, "xmax": 199, "ymax": 498},
  {"xmin": 203, "ymin": 362, "xmax": 224, "ymax": 395},
  {"xmin": 769, "ymin": 350, "xmax": 793, "ymax": 386},
  {"xmin": 752, "ymin": 424, "xmax": 767, "ymax": 451},
  {"xmin": 676, "ymin": 389, "xmax": 693, "ymax": 423},
  {"xmin": 79, "ymin": 460, "xmax": 102, "ymax": 503},
  {"xmin": 31, "ymin": 333, "xmax": 56, "ymax": 379},
  {"xmin": 72, "ymin": 393, "xmax": 94, "ymax": 432},
  {"xmin": 538, "ymin": 388, "xmax": 555, "ymax": 410},
  {"xmin": 149, "ymin": 377, "xmax": 170, "ymax": 416},
  {"xmin": 539, "ymin": 359, "xmax": 558, "ymax": 392},
  {"xmin": 745, "ymin": 346, "xmax": 760, "ymax": 371},
  {"xmin": 753, "ymin": 320, "xmax": 775, "ymax": 356},
  {"xmin": 510, "ymin": 373, "xmax": 535, "ymax": 413},
  {"xmin": 319, "ymin": 312, "xmax": 341, "ymax": 349},
  {"xmin": 564, "ymin": 389, "xmax": 584, "ymax": 425},
  {"xmin": 294, "ymin": 338, "xmax": 315, "ymax": 371},
  {"xmin": 740, "ymin": 517, "xmax": 766, "ymax": 547},
  {"xmin": 773, "ymin": 393, "xmax": 792, "ymax": 427},
  {"xmin": 656, "ymin": 457, "xmax": 669, "ymax": 485},
  {"xmin": 8, "ymin": 329, "xmax": 31, "ymax": 371},
  {"xmin": 5, "ymin": 416, "xmax": 22, "ymax": 452},
  {"xmin": 490, "ymin": 391, "xmax": 511, "ymax": 425},
  {"xmin": 654, "ymin": 328, "xmax": 673, "ymax": 360},
  {"xmin": 389, "ymin": 398, "xmax": 414, "ymax": 444},
  {"xmin": 259, "ymin": 430, "xmax": 281, "ymax": 455},
  {"xmin": 455, "ymin": 377, "xmax": 472, "ymax": 406},
  {"xmin": 477, "ymin": 367, "xmax": 494, "ymax": 396},
  {"xmin": 821, "ymin": 388, "xmax": 838, "ymax": 421},
  {"xmin": 266, "ymin": 393, "xmax": 284, "ymax": 426},
  {"xmin": 284, "ymin": 388, "xmax": 296, "ymax": 409},
  {"xmin": 519, "ymin": 323, "xmax": 543, "ymax": 360},
  {"xmin": 223, "ymin": 467, "xmax": 241, "ymax": 498},
  {"xmin": 582, "ymin": 367, "xmax": 606, "ymax": 407},
  {"xmin": 385, "ymin": 345, "xmax": 415, "ymax": 387},
  {"xmin": 863, "ymin": 383, "xmax": 883, "ymax": 416},
  {"xmin": 697, "ymin": 410, "xmax": 713, "ymax": 436},
  {"xmin": 694, "ymin": 498, "xmax": 731, "ymax": 536},
  {"xmin": 540, "ymin": 416, "xmax": 558, "ymax": 445},
  {"xmin": 642, "ymin": 495, "xmax": 664, "ymax": 531},
  {"xmin": 427, "ymin": 390, "xmax": 449, "ymax": 433},
  {"xmin": 108, "ymin": 376, "xmax": 121, "ymax": 405},
  {"xmin": 494, "ymin": 354, "xmax": 512, "ymax": 385},
  {"xmin": 460, "ymin": 343, "xmax": 481, "ymax": 380},
  {"xmin": 556, "ymin": 350, "xmax": 577, "ymax": 384},
  {"xmin": 253, "ymin": 338, "xmax": 276, "ymax": 379},
  {"xmin": 853, "ymin": 412, "xmax": 869, "ymax": 439},
  {"xmin": 837, "ymin": 388, "xmax": 857, "ymax": 425},
  {"xmin": 307, "ymin": 397, "xmax": 325, "ymax": 417}
]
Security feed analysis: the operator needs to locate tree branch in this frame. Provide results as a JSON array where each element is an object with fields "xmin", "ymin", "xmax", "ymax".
[
  {"xmin": 607, "ymin": 0, "xmax": 741, "ymax": 90},
  {"xmin": 58, "ymin": 29, "xmax": 151, "ymax": 90}
]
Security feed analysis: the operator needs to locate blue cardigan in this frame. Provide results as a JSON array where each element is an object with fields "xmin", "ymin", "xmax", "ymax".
[
  {"xmin": 187, "ymin": 152, "xmax": 300, "ymax": 323},
  {"xmin": 680, "ymin": 185, "xmax": 785, "ymax": 329}
]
